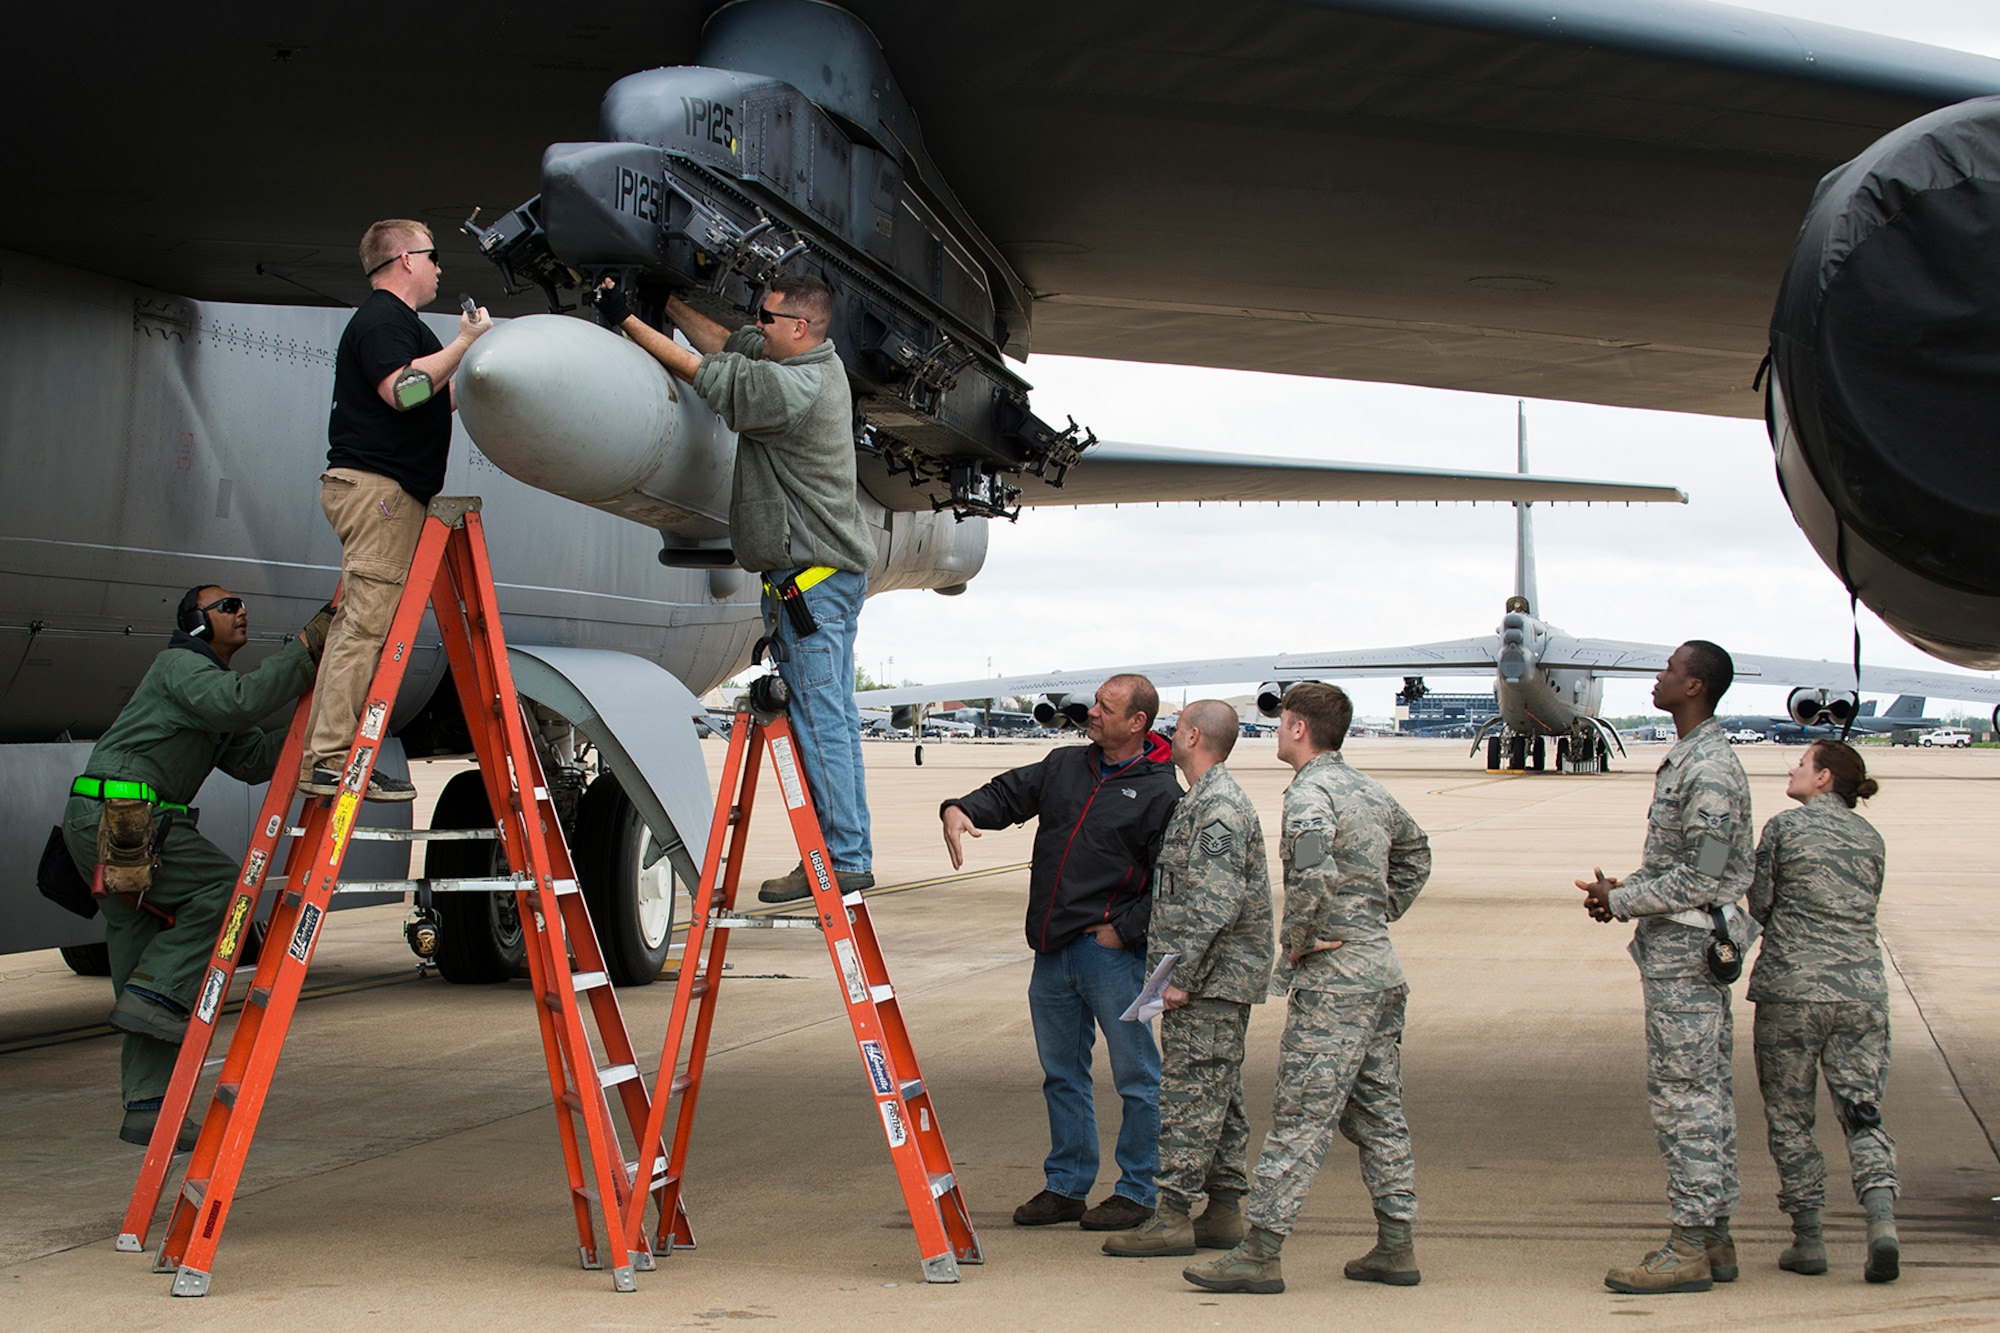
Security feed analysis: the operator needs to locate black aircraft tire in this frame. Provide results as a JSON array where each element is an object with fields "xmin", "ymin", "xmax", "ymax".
[
  {"xmin": 1532, "ymin": 735, "xmax": 1546, "ymax": 771},
  {"xmin": 1487, "ymin": 736, "xmax": 1502, "ymax": 770},
  {"xmin": 59, "ymin": 941, "xmax": 112, "ymax": 977},
  {"xmin": 428, "ymin": 770, "xmax": 525, "ymax": 985},
  {"xmin": 1508, "ymin": 736, "xmax": 1527, "ymax": 770},
  {"xmin": 575, "ymin": 773, "xmax": 676, "ymax": 987}
]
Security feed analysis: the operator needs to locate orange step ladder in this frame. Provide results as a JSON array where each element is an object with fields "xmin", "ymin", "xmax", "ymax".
[
  {"xmin": 621, "ymin": 691, "xmax": 982, "ymax": 1282},
  {"xmin": 116, "ymin": 498, "xmax": 669, "ymax": 1296}
]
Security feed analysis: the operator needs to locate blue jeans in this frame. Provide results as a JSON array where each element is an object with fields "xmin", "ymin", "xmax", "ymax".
[
  {"xmin": 763, "ymin": 567, "xmax": 872, "ymax": 873},
  {"xmin": 1028, "ymin": 935, "xmax": 1161, "ymax": 1205}
]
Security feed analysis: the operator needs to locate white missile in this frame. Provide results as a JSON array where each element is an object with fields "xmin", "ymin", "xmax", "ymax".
[{"xmin": 456, "ymin": 315, "xmax": 736, "ymax": 542}]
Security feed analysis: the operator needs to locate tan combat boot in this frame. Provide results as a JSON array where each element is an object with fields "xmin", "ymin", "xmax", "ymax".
[
  {"xmin": 1705, "ymin": 1214, "xmax": 1738, "ymax": 1282},
  {"xmin": 1863, "ymin": 1187, "xmax": 1899, "ymax": 1283},
  {"xmin": 1102, "ymin": 1202, "xmax": 1195, "ymax": 1257},
  {"xmin": 1603, "ymin": 1225, "xmax": 1714, "ymax": 1294},
  {"xmin": 1192, "ymin": 1192, "xmax": 1247, "ymax": 1250},
  {"xmin": 1344, "ymin": 1209, "xmax": 1420, "ymax": 1286},
  {"xmin": 1779, "ymin": 1208, "xmax": 1827, "ymax": 1276},
  {"xmin": 1182, "ymin": 1224, "xmax": 1285, "ymax": 1294}
]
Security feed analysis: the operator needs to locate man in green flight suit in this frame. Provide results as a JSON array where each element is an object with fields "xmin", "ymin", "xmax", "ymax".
[{"xmin": 60, "ymin": 585, "xmax": 326, "ymax": 1148}]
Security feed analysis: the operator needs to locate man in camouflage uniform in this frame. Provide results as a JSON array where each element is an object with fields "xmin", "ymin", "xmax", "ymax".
[
  {"xmin": 1184, "ymin": 683, "xmax": 1430, "ymax": 1296},
  {"xmin": 1576, "ymin": 640, "xmax": 1754, "ymax": 1294},
  {"xmin": 1103, "ymin": 699, "xmax": 1273, "ymax": 1259},
  {"xmin": 1748, "ymin": 740, "xmax": 1899, "ymax": 1282}
]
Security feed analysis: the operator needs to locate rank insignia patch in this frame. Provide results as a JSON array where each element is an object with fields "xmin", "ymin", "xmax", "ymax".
[{"xmin": 1197, "ymin": 820, "xmax": 1235, "ymax": 858}]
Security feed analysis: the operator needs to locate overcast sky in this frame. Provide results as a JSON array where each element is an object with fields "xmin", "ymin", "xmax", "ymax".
[{"xmin": 851, "ymin": 0, "xmax": 2000, "ymax": 723}]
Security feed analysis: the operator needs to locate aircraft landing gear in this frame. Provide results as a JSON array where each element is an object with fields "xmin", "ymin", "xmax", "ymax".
[
  {"xmin": 1508, "ymin": 735, "xmax": 1527, "ymax": 770},
  {"xmin": 1487, "ymin": 736, "xmax": 1502, "ymax": 770},
  {"xmin": 1532, "ymin": 735, "xmax": 1546, "ymax": 771}
]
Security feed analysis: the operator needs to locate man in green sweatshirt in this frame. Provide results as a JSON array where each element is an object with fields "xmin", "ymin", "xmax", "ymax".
[
  {"xmin": 596, "ymin": 274, "xmax": 876, "ymax": 903},
  {"xmin": 61, "ymin": 586, "xmax": 324, "ymax": 1148}
]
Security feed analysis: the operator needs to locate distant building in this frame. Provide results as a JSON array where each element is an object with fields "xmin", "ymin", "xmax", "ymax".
[{"xmin": 1397, "ymin": 692, "xmax": 1500, "ymax": 734}]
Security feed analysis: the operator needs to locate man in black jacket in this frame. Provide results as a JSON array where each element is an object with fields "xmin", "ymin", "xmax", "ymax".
[{"xmin": 941, "ymin": 673, "xmax": 1181, "ymax": 1232}]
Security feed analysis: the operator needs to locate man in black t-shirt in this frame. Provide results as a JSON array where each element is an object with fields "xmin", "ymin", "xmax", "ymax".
[{"xmin": 300, "ymin": 218, "xmax": 490, "ymax": 800}]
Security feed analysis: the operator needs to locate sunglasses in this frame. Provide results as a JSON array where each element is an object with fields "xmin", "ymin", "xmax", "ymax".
[
  {"xmin": 199, "ymin": 597, "xmax": 246, "ymax": 616},
  {"xmin": 365, "ymin": 247, "xmax": 441, "ymax": 277},
  {"xmin": 756, "ymin": 303, "xmax": 801, "ymax": 325}
]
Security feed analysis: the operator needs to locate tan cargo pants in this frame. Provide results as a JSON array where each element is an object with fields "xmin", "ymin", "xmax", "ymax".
[{"xmin": 301, "ymin": 468, "xmax": 424, "ymax": 777}]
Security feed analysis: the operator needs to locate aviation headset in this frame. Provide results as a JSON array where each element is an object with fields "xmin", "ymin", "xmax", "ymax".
[{"xmin": 177, "ymin": 584, "xmax": 220, "ymax": 639}]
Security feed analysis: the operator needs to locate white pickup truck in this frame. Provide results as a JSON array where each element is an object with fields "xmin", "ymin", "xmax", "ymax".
[{"xmin": 1920, "ymin": 728, "xmax": 1972, "ymax": 748}]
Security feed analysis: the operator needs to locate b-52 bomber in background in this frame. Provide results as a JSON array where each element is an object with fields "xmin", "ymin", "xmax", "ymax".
[
  {"xmin": 4, "ymin": 1, "xmax": 2000, "ymax": 970},
  {"xmin": 858, "ymin": 406, "xmax": 2000, "ymax": 773}
]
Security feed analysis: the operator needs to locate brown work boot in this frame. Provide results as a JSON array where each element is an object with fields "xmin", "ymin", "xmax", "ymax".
[
  {"xmin": 1183, "ymin": 1225, "xmax": 1285, "ymax": 1294},
  {"xmin": 1080, "ymin": 1194, "xmax": 1152, "ymax": 1231},
  {"xmin": 1012, "ymin": 1189, "xmax": 1086, "ymax": 1227},
  {"xmin": 1344, "ymin": 1209, "xmax": 1420, "ymax": 1286},
  {"xmin": 1193, "ymin": 1193, "xmax": 1247, "ymax": 1249},
  {"xmin": 1706, "ymin": 1215, "xmax": 1738, "ymax": 1282},
  {"xmin": 1102, "ymin": 1203, "xmax": 1195, "ymax": 1257},
  {"xmin": 757, "ymin": 863, "xmax": 811, "ymax": 904},
  {"xmin": 1604, "ymin": 1225, "xmax": 1714, "ymax": 1294}
]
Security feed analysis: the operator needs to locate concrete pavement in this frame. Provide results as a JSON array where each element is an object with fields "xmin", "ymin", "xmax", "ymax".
[{"xmin": 3, "ymin": 736, "xmax": 1996, "ymax": 1329}]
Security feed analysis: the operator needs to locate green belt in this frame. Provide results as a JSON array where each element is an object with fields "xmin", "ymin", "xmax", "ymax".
[
  {"xmin": 762, "ymin": 564, "xmax": 837, "ymax": 597},
  {"xmin": 70, "ymin": 776, "xmax": 189, "ymax": 812}
]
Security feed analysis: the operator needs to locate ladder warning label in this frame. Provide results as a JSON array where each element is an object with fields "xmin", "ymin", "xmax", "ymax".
[
  {"xmin": 216, "ymin": 896, "xmax": 253, "ymax": 960},
  {"xmin": 288, "ymin": 903, "xmax": 323, "ymax": 963},
  {"xmin": 861, "ymin": 1040, "xmax": 893, "ymax": 1094},
  {"xmin": 242, "ymin": 848, "xmax": 268, "ymax": 889},
  {"xmin": 329, "ymin": 792, "xmax": 359, "ymax": 859},
  {"xmin": 879, "ymin": 1098, "xmax": 908, "ymax": 1147},
  {"xmin": 361, "ymin": 699, "xmax": 388, "ymax": 741},
  {"xmin": 770, "ymin": 736, "xmax": 807, "ymax": 809},
  {"xmin": 835, "ymin": 938, "xmax": 868, "ymax": 1004},
  {"xmin": 195, "ymin": 966, "xmax": 228, "ymax": 1024}
]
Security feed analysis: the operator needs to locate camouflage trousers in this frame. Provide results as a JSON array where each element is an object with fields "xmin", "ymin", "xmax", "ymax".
[
  {"xmin": 1245, "ymin": 986, "xmax": 1415, "ymax": 1235},
  {"xmin": 1753, "ymin": 1000, "xmax": 1898, "ymax": 1212},
  {"xmin": 1642, "ymin": 974, "xmax": 1740, "ymax": 1226},
  {"xmin": 1156, "ymin": 998, "xmax": 1252, "ymax": 1213}
]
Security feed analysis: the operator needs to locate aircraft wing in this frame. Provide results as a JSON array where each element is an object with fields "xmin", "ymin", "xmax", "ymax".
[
  {"xmin": 1005, "ymin": 444, "xmax": 1683, "ymax": 509},
  {"xmin": 13, "ymin": 2, "xmax": 2000, "ymax": 418},
  {"xmin": 1541, "ymin": 637, "xmax": 2000, "ymax": 704},
  {"xmin": 855, "ymin": 637, "xmax": 1503, "ymax": 709}
]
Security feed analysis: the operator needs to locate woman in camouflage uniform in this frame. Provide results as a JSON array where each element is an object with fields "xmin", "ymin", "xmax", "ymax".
[{"xmin": 1747, "ymin": 740, "xmax": 1898, "ymax": 1283}]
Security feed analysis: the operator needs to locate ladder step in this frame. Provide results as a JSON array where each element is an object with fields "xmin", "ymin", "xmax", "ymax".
[
  {"xmin": 870, "ymin": 984, "xmax": 895, "ymax": 1004},
  {"xmin": 573, "ymin": 1185, "xmax": 601, "ymax": 1206},
  {"xmin": 214, "ymin": 1081, "xmax": 239, "ymax": 1108},
  {"xmin": 248, "ymin": 986, "xmax": 271, "ymax": 1008},
  {"xmin": 842, "ymin": 891, "xmax": 867, "ymax": 907},
  {"xmin": 572, "ymin": 970, "xmax": 609, "ymax": 992},
  {"xmin": 668, "ymin": 1073, "xmax": 693, "ymax": 1095},
  {"xmin": 899, "ymin": 1078, "xmax": 925, "ymax": 1102},
  {"xmin": 597, "ymin": 1063, "xmax": 641, "ymax": 1089},
  {"xmin": 552, "ymin": 878, "xmax": 580, "ymax": 896},
  {"xmin": 181, "ymin": 1177, "xmax": 208, "ymax": 1209},
  {"xmin": 687, "ymin": 977, "xmax": 712, "ymax": 998},
  {"xmin": 928, "ymin": 1171, "xmax": 956, "ymax": 1199}
]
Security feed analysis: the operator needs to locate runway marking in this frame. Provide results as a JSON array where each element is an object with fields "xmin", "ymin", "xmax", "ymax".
[{"xmin": 0, "ymin": 970, "xmax": 418, "ymax": 1055}]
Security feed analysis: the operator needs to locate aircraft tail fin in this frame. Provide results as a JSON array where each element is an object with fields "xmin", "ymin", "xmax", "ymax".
[
  {"xmin": 1885, "ymin": 694, "xmax": 1927, "ymax": 717},
  {"xmin": 1515, "ymin": 402, "xmax": 1539, "ymax": 613}
]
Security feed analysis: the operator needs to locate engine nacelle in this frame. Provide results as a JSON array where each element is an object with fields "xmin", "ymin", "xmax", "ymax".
[
  {"xmin": 1033, "ymin": 694, "xmax": 1091, "ymax": 730},
  {"xmin": 1256, "ymin": 682, "xmax": 1296, "ymax": 718},
  {"xmin": 1787, "ymin": 687, "xmax": 1861, "ymax": 728}
]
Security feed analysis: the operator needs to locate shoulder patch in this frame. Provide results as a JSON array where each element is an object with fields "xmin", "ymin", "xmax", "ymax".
[
  {"xmin": 1197, "ymin": 820, "xmax": 1235, "ymax": 858},
  {"xmin": 1292, "ymin": 830, "xmax": 1327, "ymax": 870}
]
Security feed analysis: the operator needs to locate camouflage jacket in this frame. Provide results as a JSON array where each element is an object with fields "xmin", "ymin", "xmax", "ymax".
[
  {"xmin": 1277, "ymin": 750, "xmax": 1430, "ymax": 994},
  {"xmin": 1609, "ymin": 716, "xmax": 1755, "ymax": 979},
  {"xmin": 1746, "ymin": 793, "xmax": 1888, "ymax": 1004},
  {"xmin": 1149, "ymin": 763, "xmax": 1274, "ymax": 1004}
]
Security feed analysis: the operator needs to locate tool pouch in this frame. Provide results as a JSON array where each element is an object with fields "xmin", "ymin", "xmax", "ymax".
[
  {"xmin": 96, "ymin": 797, "xmax": 159, "ymax": 896},
  {"xmin": 1704, "ymin": 906, "xmax": 1742, "ymax": 984},
  {"xmin": 36, "ymin": 824, "xmax": 98, "ymax": 919},
  {"xmin": 778, "ymin": 578, "xmax": 820, "ymax": 638}
]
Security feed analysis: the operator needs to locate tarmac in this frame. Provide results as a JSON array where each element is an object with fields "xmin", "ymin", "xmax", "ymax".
[{"xmin": 3, "ymin": 735, "xmax": 1997, "ymax": 1330}]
